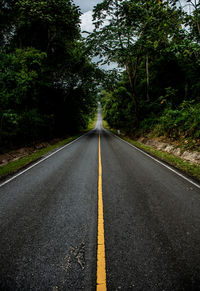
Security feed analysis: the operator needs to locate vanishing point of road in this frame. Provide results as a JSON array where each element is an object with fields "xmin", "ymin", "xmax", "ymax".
[{"xmin": 0, "ymin": 106, "xmax": 200, "ymax": 290}]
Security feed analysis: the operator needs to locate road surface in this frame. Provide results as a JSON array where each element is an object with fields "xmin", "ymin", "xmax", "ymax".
[{"xmin": 0, "ymin": 107, "xmax": 200, "ymax": 290}]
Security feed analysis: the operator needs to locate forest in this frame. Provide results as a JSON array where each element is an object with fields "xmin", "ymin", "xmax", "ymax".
[
  {"xmin": 1, "ymin": 0, "xmax": 200, "ymax": 153},
  {"xmin": 0, "ymin": 0, "xmax": 101, "ymax": 152},
  {"xmin": 87, "ymin": 0, "xmax": 200, "ymax": 142}
]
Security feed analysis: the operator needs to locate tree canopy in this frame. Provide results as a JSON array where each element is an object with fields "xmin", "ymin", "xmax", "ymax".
[
  {"xmin": 87, "ymin": 0, "xmax": 200, "ymax": 139},
  {"xmin": 0, "ymin": 0, "xmax": 101, "ymax": 151},
  {"xmin": 1, "ymin": 0, "xmax": 200, "ymax": 151}
]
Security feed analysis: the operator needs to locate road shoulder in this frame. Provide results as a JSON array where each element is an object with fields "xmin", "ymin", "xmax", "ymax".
[{"xmin": 103, "ymin": 125, "xmax": 200, "ymax": 184}]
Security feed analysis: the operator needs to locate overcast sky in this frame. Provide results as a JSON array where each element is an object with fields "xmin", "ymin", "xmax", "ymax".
[
  {"xmin": 73, "ymin": 0, "xmax": 192, "ymax": 70},
  {"xmin": 73, "ymin": 0, "xmax": 103, "ymax": 33},
  {"xmin": 73, "ymin": 0, "xmax": 192, "ymax": 33},
  {"xmin": 73, "ymin": 0, "xmax": 102, "ymax": 13},
  {"xmin": 73, "ymin": 0, "xmax": 117, "ymax": 70}
]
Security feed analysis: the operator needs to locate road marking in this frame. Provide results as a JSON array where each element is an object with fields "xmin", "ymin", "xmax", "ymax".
[
  {"xmin": 97, "ymin": 133, "xmax": 107, "ymax": 291},
  {"xmin": 0, "ymin": 132, "xmax": 91, "ymax": 188},
  {"xmin": 111, "ymin": 132, "xmax": 200, "ymax": 190}
]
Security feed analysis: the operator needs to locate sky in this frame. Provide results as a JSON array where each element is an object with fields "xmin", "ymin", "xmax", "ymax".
[
  {"xmin": 74, "ymin": 0, "xmax": 193, "ymax": 32},
  {"xmin": 73, "ymin": 0, "xmax": 193, "ymax": 70},
  {"xmin": 73, "ymin": 0, "xmax": 117, "ymax": 70},
  {"xmin": 73, "ymin": 0, "xmax": 102, "ymax": 13},
  {"xmin": 73, "ymin": 0, "xmax": 102, "ymax": 33}
]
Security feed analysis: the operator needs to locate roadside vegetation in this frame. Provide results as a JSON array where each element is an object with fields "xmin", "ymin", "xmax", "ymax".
[
  {"xmin": 125, "ymin": 136, "xmax": 200, "ymax": 181},
  {"xmin": 0, "ymin": 0, "xmax": 102, "ymax": 154},
  {"xmin": 87, "ymin": 0, "xmax": 200, "ymax": 152},
  {"xmin": 0, "ymin": 135, "xmax": 80, "ymax": 178},
  {"xmin": 103, "ymin": 122, "xmax": 200, "ymax": 181},
  {"xmin": 1, "ymin": 0, "xmax": 200, "ymax": 180},
  {"xmin": 0, "ymin": 112, "xmax": 97, "ymax": 179}
]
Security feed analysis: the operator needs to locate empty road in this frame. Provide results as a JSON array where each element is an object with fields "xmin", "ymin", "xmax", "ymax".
[{"xmin": 0, "ymin": 107, "xmax": 200, "ymax": 290}]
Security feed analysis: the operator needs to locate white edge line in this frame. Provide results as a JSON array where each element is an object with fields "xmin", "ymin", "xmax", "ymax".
[
  {"xmin": 105, "ymin": 130, "xmax": 200, "ymax": 190},
  {"xmin": 0, "ymin": 131, "xmax": 91, "ymax": 188}
]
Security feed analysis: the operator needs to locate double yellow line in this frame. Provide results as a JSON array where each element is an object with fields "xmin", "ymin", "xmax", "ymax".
[{"xmin": 97, "ymin": 133, "xmax": 107, "ymax": 291}]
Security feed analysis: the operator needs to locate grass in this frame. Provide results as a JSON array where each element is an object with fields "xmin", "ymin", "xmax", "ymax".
[
  {"xmin": 103, "ymin": 122, "xmax": 200, "ymax": 181},
  {"xmin": 0, "ymin": 113, "xmax": 98, "ymax": 179},
  {"xmin": 0, "ymin": 134, "xmax": 82, "ymax": 179},
  {"xmin": 103, "ymin": 120, "xmax": 109, "ymax": 129},
  {"xmin": 3, "ymin": 114, "xmax": 199, "ymax": 182},
  {"xmin": 87, "ymin": 113, "xmax": 97, "ymax": 131}
]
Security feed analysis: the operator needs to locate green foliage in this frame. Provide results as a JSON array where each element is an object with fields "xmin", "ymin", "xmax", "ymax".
[
  {"xmin": 124, "ymin": 137, "xmax": 200, "ymax": 181},
  {"xmin": 0, "ymin": 48, "xmax": 47, "ymax": 107},
  {"xmin": 102, "ymin": 84, "xmax": 136, "ymax": 131},
  {"xmin": 0, "ymin": 134, "xmax": 81, "ymax": 178},
  {"xmin": 88, "ymin": 0, "xmax": 187, "ymax": 127},
  {"xmin": 0, "ymin": 48, "xmax": 52, "ymax": 148},
  {"xmin": 96, "ymin": 0, "xmax": 200, "ymax": 141},
  {"xmin": 0, "ymin": 0, "xmax": 100, "ymax": 152},
  {"xmin": 14, "ymin": 0, "xmax": 81, "ymax": 50},
  {"xmin": 155, "ymin": 101, "xmax": 200, "ymax": 138}
]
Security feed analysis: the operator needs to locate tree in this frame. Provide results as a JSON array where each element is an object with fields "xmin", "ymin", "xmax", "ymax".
[
  {"xmin": 0, "ymin": 0, "xmax": 101, "ymax": 150},
  {"xmin": 87, "ymin": 0, "xmax": 183, "ymax": 127},
  {"xmin": 98, "ymin": 0, "xmax": 200, "ymax": 138}
]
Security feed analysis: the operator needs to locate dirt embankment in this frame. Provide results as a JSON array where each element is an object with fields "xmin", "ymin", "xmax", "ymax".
[
  {"xmin": 1, "ymin": 135, "xmax": 200, "ymax": 167},
  {"xmin": 137, "ymin": 137, "xmax": 200, "ymax": 165},
  {"xmin": 0, "ymin": 139, "xmax": 61, "ymax": 166}
]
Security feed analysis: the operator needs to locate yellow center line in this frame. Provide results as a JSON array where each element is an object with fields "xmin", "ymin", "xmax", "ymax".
[{"xmin": 97, "ymin": 132, "xmax": 107, "ymax": 291}]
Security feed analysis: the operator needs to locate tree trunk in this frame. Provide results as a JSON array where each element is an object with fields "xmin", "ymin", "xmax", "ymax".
[
  {"xmin": 126, "ymin": 64, "xmax": 139, "ymax": 128},
  {"xmin": 193, "ymin": 0, "xmax": 200, "ymax": 37},
  {"xmin": 0, "ymin": 112, "xmax": 4, "ymax": 146},
  {"xmin": 196, "ymin": 18, "xmax": 200, "ymax": 36},
  {"xmin": 146, "ymin": 55, "xmax": 150, "ymax": 101}
]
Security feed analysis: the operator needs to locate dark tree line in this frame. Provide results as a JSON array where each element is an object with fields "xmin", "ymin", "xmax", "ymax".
[
  {"xmin": 88, "ymin": 0, "xmax": 200, "ymax": 139},
  {"xmin": 0, "ymin": 0, "xmax": 101, "ymax": 151}
]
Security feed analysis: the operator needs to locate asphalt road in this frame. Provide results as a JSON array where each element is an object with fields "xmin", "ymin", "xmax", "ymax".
[{"xmin": 1, "ymin": 107, "xmax": 200, "ymax": 290}]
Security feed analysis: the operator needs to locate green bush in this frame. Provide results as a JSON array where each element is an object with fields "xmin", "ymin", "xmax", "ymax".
[{"xmin": 154, "ymin": 101, "xmax": 200, "ymax": 138}]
